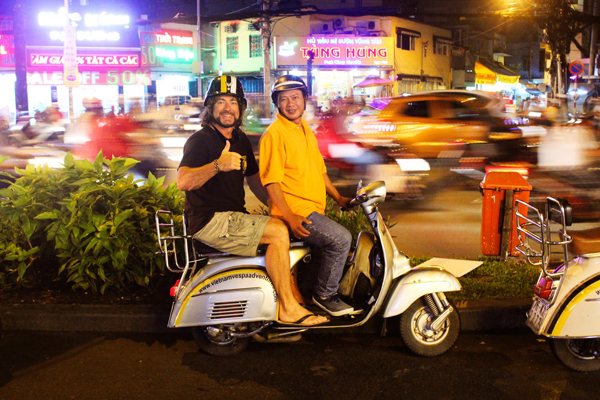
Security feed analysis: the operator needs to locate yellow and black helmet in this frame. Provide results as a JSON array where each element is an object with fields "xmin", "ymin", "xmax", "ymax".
[{"xmin": 204, "ymin": 75, "xmax": 247, "ymax": 108}]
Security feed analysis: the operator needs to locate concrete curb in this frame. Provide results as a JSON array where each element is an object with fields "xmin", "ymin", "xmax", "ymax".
[
  {"xmin": 0, "ymin": 299, "xmax": 533, "ymax": 334},
  {"xmin": 0, "ymin": 304, "xmax": 173, "ymax": 333},
  {"xmin": 457, "ymin": 298, "xmax": 532, "ymax": 331}
]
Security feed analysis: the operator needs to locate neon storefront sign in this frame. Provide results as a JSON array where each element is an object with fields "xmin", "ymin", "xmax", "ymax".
[
  {"xmin": 155, "ymin": 47, "xmax": 194, "ymax": 62},
  {"xmin": 26, "ymin": 69, "xmax": 151, "ymax": 86},
  {"xmin": 38, "ymin": 8, "xmax": 131, "ymax": 43},
  {"xmin": 38, "ymin": 9, "xmax": 130, "ymax": 27},
  {"xmin": 0, "ymin": 32, "xmax": 15, "ymax": 67},
  {"xmin": 139, "ymin": 27, "xmax": 195, "ymax": 66},
  {"xmin": 29, "ymin": 52, "xmax": 140, "ymax": 67},
  {"xmin": 276, "ymin": 36, "xmax": 394, "ymax": 68}
]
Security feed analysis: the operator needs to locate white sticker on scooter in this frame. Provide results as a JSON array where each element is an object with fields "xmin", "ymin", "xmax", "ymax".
[{"xmin": 196, "ymin": 271, "xmax": 275, "ymax": 297}]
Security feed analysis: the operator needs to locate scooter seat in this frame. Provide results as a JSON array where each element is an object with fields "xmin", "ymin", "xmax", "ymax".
[
  {"xmin": 192, "ymin": 240, "xmax": 232, "ymax": 258},
  {"xmin": 192, "ymin": 239, "xmax": 268, "ymax": 258},
  {"xmin": 568, "ymin": 227, "xmax": 600, "ymax": 255}
]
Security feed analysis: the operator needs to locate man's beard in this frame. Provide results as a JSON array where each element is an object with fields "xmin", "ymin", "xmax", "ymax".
[{"xmin": 213, "ymin": 112, "xmax": 240, "ymax": 128}]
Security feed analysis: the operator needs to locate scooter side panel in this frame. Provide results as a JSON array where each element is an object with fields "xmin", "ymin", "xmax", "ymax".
[
  {"xmin": 382, "ymin": 268, "xmax": 461, "ymax": 318},
  {"xmin": 546, "ymin": 276, "xmax": 600, "ymax": 337},
  {"xmin": 533, "ymin": 257, "xmax": 600, "ymax": 336},
  {"xmin": 168, "ymin": 247, "xmax": 310, "ymax": 328},
  {"xmin": 169, "ymin": 268, "xmax": 278, "ymax": 328}
]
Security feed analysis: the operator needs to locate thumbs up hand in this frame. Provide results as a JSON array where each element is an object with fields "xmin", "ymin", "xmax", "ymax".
[{"xmin": 216, "ymin": 140, "xmax": 242, "ymax": 172}]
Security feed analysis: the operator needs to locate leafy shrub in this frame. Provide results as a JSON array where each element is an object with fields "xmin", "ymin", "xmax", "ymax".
[
  {"xmin": 448, "ymin": 256, "xmax": 540, "ymax": 301},
  {"xmin": 324, "ymin": 197, "xmax": 371, "ymax": 243},
  {"xmin": 0, "ymin": 152, "xmax": 183, "ymax": 294}
]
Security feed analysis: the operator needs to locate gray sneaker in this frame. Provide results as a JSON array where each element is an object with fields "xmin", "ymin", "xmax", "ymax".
[{"xmin": 312, "ymin": 294, "xmax": 354, "ymax": 317}]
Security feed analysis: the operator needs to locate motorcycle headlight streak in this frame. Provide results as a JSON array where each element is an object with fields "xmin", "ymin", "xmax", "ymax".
[
  {"xmin": 395, "ymin": 158, "xmax": 430, "ymax": 172},
  {"xmin": 28, "ymin": 157, "xmax": 63, "ymax": 169},
  {"xmin": 160, "ymin": 137, "xmax": 188, "ymax": 148}
]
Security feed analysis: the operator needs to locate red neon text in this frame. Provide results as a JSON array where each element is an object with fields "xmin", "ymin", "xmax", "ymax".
[{"xmin": 300, "ymin": 46, "xmax": 387, "ymax": 59}]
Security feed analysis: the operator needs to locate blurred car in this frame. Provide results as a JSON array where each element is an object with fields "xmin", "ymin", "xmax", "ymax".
[
  {"xmin": 163, "ymin": 95, "xmax": 193, "ymax": 106},
  {"xmin": 347, "ymin": 90, "xmax": 538, "ymax": 161}
]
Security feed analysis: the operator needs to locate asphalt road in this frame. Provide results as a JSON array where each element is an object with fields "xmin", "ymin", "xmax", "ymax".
[{"xmin": 1, "ymin": 330, "xmax": 597, "ymax": 399}]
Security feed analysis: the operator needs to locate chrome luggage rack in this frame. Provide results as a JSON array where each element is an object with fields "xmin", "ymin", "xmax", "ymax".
[
  {"xmin": 515, "ymin": 197, "xmax": 573, "ymax": 305},
  {"xmin": 155, "ymin": 210, "xmax": 196, "ymax": 273},
  {"xmin": 155, "ymin": 210, "xmax": 204, "ymax": 297}
]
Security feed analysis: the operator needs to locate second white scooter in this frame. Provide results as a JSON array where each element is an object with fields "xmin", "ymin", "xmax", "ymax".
[
  {"xmin": 156, "ymin": 180, "xmax": 482, "ymax": 356},
  {"xmin": 516, "ymin": 196, "xmax": 600, "ymax": 371}
]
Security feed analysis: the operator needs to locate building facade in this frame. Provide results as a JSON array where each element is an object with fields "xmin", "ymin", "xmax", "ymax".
[{"xmin": 205, "ymin": 14, "xmax": 452, "ymax": 111}]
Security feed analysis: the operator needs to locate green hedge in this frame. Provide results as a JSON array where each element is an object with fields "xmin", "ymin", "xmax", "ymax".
[{"xmin": 0, "ymin": 152, "xmax": 183, "ymax": 294}]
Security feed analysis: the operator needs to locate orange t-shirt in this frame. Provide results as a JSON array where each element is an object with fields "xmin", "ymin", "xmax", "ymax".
[{"xmin": 259, "ymin": 114, "xmax": 327, "ymax": 218}]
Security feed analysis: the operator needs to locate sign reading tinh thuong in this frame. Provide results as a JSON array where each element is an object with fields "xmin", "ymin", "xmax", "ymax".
[{"xmin": 63, "ymin": 24, "xmax": 79, "ymax": 87}]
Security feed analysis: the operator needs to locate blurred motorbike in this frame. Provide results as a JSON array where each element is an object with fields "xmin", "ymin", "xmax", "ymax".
[
  {"xmin": 73, "ymin": 115, "xmax": 167, "ymax": 179},
  {"xmin": 313, "ymin": 111, "xmax": 425, "ymax": 199},
  {"xmin": 8, "ymin": 114, "xmax": 65, "ymax": 147}
]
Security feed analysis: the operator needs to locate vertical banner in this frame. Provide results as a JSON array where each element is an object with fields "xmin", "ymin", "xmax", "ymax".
[{"xmin": 63, "ymin": 24, "xmax": 79, "ymax": 87}]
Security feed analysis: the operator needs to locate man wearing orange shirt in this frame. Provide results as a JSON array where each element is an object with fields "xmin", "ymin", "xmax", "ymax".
[{"xmin": 260, "ymin": 75, "xmax": 354, "ymax": 317}]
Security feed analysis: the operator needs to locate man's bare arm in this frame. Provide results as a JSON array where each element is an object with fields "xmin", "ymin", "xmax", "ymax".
[
  {"xmin": 177, "ymin": 140, "xmax": 241, "ymax": 191},
  {"xmin": 177, "ymin": 164, "xmax": 218, "ymax": 191},
  {"xmin": 246, "ymin": 173, "xmax": 269, "ymax": 205},
  {"xmin": 323, "ymin": 173, "xmax": 352, "ymax": 209}
]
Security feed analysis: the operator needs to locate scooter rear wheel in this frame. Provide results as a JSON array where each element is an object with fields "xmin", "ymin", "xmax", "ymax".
[
  {"xmin": 399, "ymin": 298, "xmax": 460, "ymax": 357},
  {"xmin": 550, "ymin": 338, "xmax": 600, "ymax": 372},
  {"xmin": 193, "ymin": 325, "xmax": 251, "ymax": 357}
]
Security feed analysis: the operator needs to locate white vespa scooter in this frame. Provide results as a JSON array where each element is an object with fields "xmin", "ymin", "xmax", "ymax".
[
  {"xmin": 516, "ymin": 197, "xmax": 600, "ymax": 371},
  {"xmin": 156, "ymin": 181, "xmax": 482, "ymax": 357}
]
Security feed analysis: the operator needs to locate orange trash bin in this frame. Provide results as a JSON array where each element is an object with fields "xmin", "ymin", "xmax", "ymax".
[{"xmin": 480, "ymin": 171, "xmax": 532, "ymax": 257}]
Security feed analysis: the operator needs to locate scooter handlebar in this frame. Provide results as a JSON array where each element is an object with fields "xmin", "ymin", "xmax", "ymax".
[{"xmin": 346, "ymin": 193, "xmax": 368, "ymax": 209}]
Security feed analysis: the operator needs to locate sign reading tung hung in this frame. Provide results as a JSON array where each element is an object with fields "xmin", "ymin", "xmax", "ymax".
[
  {"xmin": 139, "ymin": 25, "xmax": 195, "ymax": 67},
  {"xmin": 276, "ymin": 36, "xmax": 394, "ymax": 68}
]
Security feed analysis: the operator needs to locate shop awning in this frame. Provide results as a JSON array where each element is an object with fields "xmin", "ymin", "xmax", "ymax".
[
  {"xmin": 397, "ymin": 74, "xmax": 421, "ymax": 82},
  {"xmin": 475, "ymin": 60, "xmax": 520, "ymax": 85},
  {"xmin": 354, "ymin": 75, "xmax": 394, "ymax": 88},
  {"xmin": 433, "ymin": 36, "xmax": 453, "ymax": 45},
  {"xmin": 397, "ymin": 74, "xmax": 444, "ymax": 83},
  {"xmin": 396, "ymin": 27, "xmax": 421, "ymax": 38}
]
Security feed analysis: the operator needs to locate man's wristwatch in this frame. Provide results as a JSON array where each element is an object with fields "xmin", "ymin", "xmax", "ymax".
[{"xmin": 214, "ymin": 159, "xmax": 220, "ymax": 173}]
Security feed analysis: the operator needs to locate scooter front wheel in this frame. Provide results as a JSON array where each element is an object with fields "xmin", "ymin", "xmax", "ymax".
[
  {"xmin": 399, "ymin": 297, "xmax": 460, "ymax": 357},
  {"xmin": 192, "ymin": 325, "xmax": 251, "ymax": 357},
  {"xmin": 550, "ymin": 338, "xmax": 600, "ymax": 372}
]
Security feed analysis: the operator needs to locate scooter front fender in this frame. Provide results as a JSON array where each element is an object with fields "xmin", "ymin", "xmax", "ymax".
[{"xmin": 382, "ymin": 267, "xmax": 461, "ymax": 318}]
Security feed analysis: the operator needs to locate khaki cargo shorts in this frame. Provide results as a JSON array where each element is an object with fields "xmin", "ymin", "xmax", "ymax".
[{"xmin": 193, "ymin": 211, "xmax": 270, "ymax": 257}]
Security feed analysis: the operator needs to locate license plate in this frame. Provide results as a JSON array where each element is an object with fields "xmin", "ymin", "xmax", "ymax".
[{"xmin": 526, "ymin": 298, "xmax": 549, "ymax": 333}]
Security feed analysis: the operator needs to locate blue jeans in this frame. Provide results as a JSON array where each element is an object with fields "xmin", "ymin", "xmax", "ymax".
[{"xmin": 303, "ymin": 212, "xmax": 353, "ymax": 298}]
